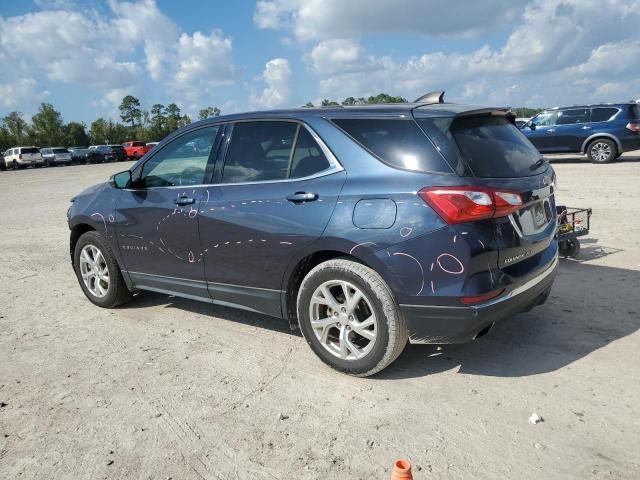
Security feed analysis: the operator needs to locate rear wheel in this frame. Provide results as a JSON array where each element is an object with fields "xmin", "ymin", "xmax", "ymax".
[
  {"xmin": 133, "ymin": 152, "xmax": 140, "ymax": 160},
  {"xmin": 297, "ymin": 258, "xmax": 407, "ymax": 376},
  {"xmin": 587, "ymin": 138, "xmax": 617, "ymax": 163},
  {"xmin": 559, "ymin": 239, "xmax": 580, "ymax": 258},
  {"xmin": 73, "ymin": 231, "xmax": 132, "ymax": 308}
]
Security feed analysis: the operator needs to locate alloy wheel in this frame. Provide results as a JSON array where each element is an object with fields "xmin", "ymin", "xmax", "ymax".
[
  {"xmin": 591, "ymin": 142, "xmax": 612, "ymax": 162},
  {"xmin": 309, "ymin": 280, "xmax": 377, "ymax": 360},
  {"xmin": 79, "ymin": 244, "xmax": 110, "ymax": 298}
]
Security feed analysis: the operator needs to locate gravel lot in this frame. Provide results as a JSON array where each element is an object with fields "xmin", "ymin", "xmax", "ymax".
[{"xmin": 1, "ymin": 152, "xmax": 639, "ymax": 480}]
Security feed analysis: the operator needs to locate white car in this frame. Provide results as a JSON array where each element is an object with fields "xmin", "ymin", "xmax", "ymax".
[{"xmin": 3, "ymin": 146, "xmax": 44, "ymax": 169}]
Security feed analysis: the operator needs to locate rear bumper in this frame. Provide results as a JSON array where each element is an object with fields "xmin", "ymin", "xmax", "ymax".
[
  {"xmin": 620, "ymin": 136, "xmax": 640, "ymax": 152},
  {"xmin": 400, "ymin": 254, "xmax": 558, "ymax": 344}
]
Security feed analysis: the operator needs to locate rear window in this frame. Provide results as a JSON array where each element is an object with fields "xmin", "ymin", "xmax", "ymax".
[
  {"xmin": 418, "ymin": 116, "xmax": 543, "ymax": 178},
  {"xmin": 52, "ymin": 148, "xmax": 68, "ymax": 153},
  {"xmin": 630, "ymin": 104, "xmax": 640, "ymax": 121},
  {"xmin": 21, "ymin": 147, "xmax": 39, "ymax": 154},
  {"xmin": 591, "ymin": 107, "xmax": 619, "ymax": 122},
  {"xmin": 331, "ymin": 118, "xmax": 452, "ymax": 173}
]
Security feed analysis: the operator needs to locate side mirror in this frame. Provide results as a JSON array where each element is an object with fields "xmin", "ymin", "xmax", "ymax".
[
  {"xmin": 529, "ymin": 123, "xmax": 537, "ymax": 130},
  {"xmin": 111, "ymin": 170, "xmax": 132, "ymax": 189}
]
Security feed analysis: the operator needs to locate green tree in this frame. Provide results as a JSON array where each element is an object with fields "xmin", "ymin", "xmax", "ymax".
[
  {"xmin": 64, "ymin": 121, "xmax": 89, "ymax": 147},
  {"xmin": 302, "ymin": 102, "xmax": 315, "ymax": 108},
  {"xmin": 31, "ymin": 103, "xmax": 65, "ymax": 146},
  {"xmin": 164, "ymin": 103, "xmax": 182, "ymax": 133},
  {"xmin": 178, "ymin": 114, "xmax": 192, "ymax": 128},
  {"xmin": 366, "ymin": 93, "xmax": 407, "ymax": 104},
  {"xmin": 119, "ymin": 95, "xmax": 142, "ymax": 130},
  {"xmin": 321, "ymin": 99, "xmax": 340, "ymax": 106},
  {"xmin": 3, "ymin": 111, "xmax": 29, "ymax": 145},
  {"xmin": 149, "ymin": 104, "xmax": 166, "ymax": 140},
  {"xmin": 341, "ymin": 97, "xmax": 357, "ymax": 106},
  {"xmin": 512, "ymin": 107, "xmax": 543, "ymax": 118},
  {"xmin": 198, "ymin": 106, "xmax": 221, "ymax": 120},
  {"xmin": 89, "ymin": 118, "xmax": 109, "ymax": 144}
]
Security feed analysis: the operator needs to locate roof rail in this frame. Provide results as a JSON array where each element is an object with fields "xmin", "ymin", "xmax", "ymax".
[{"xmin": 413, "ymin": 90, "xmax": 445, "ymax": 104}]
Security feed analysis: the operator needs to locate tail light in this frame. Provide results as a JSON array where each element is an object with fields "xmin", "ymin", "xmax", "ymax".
[
  {"xmin": 626, "ymin": 122, "xmax": 640, "ymax": 133},
  {"xmin": 460, "ymin": 288, "xmax": 505, "ymax": 305},
  {"xmin": 19, "ymin": 153, "xmax": 22, "ymax": 160},
  {"xmin": 419, "ymin": 186, "xmax": 524, "ymax": 224}
]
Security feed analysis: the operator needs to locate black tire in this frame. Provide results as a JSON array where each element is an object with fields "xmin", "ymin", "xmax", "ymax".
[
  {"xmin": 0, "ymin": 160, "xmax": 6, "ymax": 171},
  {"xmin": 44, "ymin": 159, "xmax": 50, "ymax": 167},
  {"xmin": 12, "ymin": 160, "xmax": 18, "ymax": 170},
  {"xmin": 73, "ymin": 231, "xmax": 132, "ymax": 308},
  {"xmin": 297, "ymin": 258, "xmax": 407, "ymax": 376},
  {"xmin": 586, "ymin": 138, "xmax": 617, "ymax": 163},
  {"xmin": 133, "ymin": 153, "xmax": 140, "ymax": 161},
  {"xmin": 559, "ymin": 239, "xmax": 580, "ymax": 258}
]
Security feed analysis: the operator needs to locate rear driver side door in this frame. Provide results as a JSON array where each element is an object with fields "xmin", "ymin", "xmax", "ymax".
[{"xmin": 198, "ymin": 120, "xmax": 346, "ymax": 317}]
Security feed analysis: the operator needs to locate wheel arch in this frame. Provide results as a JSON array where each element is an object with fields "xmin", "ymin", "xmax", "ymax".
[
  {"xmin": 581, "ymin": 133, "xmax": 622, "ymax": 154},
  {"xmin": 69, "ymin": 223, "xmax": 95, "ymax": 264},
  {"xmin": 281, "ymin": 249, "xmax": 389, "ymax": 329}
]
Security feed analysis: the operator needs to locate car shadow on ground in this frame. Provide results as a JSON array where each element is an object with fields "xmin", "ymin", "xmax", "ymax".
[
  {"xmin": 564, "ymin": 237, "xmax": 624, "ymax": 262},
  {"xmin": 379, "ymin": 259, "xmax": 640, "ymax": 380},
  {"xmin": 119, "ymin": 259, "xmax": 639, "ymax": 380},
  {"xmin": 123, "ymin": 291, "xmax": 300, "ymax": 337}
]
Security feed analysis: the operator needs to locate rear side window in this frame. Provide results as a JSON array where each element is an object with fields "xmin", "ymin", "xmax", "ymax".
[
  {"xmin": 418, "ymin": 116, "xmax": 543, "ymax": 178},
  {"xmin": 591, "ymin": 107, "xmax": 619, "ymax": 122},
  {"xmin": 331, "ymin": 118, "xmax": 452, "ymax": 173},
  {"xmin": 52, "ymin": 148, "xmax": 68, "ymax": 153},
  {"xmin": 630, "ymin": 104, "xmax": 640, "ymax": 120},
  {"xmin": 223, "ymin": 121, "xmax": 298, "ymax": 183},
  {"xmin": 558, "ymin": 109, "xmax": 590, "ymax": 124}
]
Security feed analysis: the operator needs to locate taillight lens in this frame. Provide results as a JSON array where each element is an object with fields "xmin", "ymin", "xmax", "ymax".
[
  {"xmin": 419, "ymin": 186, "xmax": 523, "ymax": 224},
  {"xmin": 626, "ymin": 122, "xmax": 640, "ymax": 133}
]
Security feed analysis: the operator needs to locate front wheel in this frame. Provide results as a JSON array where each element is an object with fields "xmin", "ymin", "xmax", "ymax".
[
  {"xmin": 587, "ymin": 138, "xmax": 617, "ymax": 163},
  {"xmin": 73, "ymin": 231, "xmax": 132, "ymax": 308},
  {"xmin": 297, "ymin": 258, "xmax": 407, "ymax": 376}
]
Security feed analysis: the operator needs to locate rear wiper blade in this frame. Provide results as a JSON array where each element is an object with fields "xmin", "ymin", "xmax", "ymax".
[{"xmin": 529, "ymin": 157, "xmax": 547, "ymax": 171}]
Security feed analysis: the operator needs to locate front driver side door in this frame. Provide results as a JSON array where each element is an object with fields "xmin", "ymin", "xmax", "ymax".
[
  {"xmin": 525, "ymin": 111, "xmax": 560, "ymax": 153},
  {"xmin": 114, "ymin": 125, "xmax": 221, "ymax": 299}
]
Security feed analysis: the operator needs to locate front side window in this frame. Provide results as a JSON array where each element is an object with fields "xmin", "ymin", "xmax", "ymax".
[
  {"xmin": 142, "ymin": 126, "xmax": 219, "ymax": 187},
  {"xmin": 222, "ymin": 121, "xmax": 298, "ymax": 183},
  {"xmin": 532, "ymin": 111, "xmax": 559, "ymax": 127},
  {"xmin": 558, "ymin": 109, "xmax": 590, "ymax": 125}
]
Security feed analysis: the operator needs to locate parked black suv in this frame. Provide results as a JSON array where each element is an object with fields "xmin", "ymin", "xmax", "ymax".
[{"xmin": 520, "ymin": 103, "xmax": 640, "ymax": 163}]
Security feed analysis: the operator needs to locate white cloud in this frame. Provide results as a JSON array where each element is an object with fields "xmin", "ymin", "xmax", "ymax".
[
  {"xmin": 0, "ymin": 78, "xmax": 46, "ymax": 109},
  {"xmin": 298, "ymin": 0, "xmax": 640, "ymax": 106},
  {"xmin": 0, "ymin": 0, "xmax": 237, "ymax": 117},
  {"xmin": 255, "ymin": 0, "xmax": 528, "ymax": 41},
  {"xmin": 250, "ymin": 58, "xmax": 293, "ymax": 109}
]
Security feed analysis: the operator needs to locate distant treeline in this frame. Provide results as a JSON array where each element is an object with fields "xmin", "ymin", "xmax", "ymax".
[{"xmin": 0, "ymin": 93, "xmax": 542, "ymax": 151}]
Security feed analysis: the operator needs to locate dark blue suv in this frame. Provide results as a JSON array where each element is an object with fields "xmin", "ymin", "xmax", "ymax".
[
  {"xmin": 68, "ymin": 92, "xmax": 559, "ymax": 376},
  {"xmin": 520, "ymin": 103, "xmax": 640, "ymax": 163}
]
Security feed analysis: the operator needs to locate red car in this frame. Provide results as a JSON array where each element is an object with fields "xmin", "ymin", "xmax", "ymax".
[{"xmin": 122, "ymin": 141, "xmax": 151, "ymax": 160}]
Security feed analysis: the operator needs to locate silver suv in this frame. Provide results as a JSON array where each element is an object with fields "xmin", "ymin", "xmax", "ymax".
[{"xmin": 41, "ymin": 147, "xmax": 72, "ymax": 167}]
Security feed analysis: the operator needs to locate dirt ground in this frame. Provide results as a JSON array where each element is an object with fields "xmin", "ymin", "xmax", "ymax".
[{"xmin": 1, "ymin": 152, "xmax": 639, "ymax": 480}]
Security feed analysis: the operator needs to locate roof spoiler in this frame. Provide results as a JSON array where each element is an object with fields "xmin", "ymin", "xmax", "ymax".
[{"xmin": 413, "ymin": 90, "xmax": 445, "ymax": 104}]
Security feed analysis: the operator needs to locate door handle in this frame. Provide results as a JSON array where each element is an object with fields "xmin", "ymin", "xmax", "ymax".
[
  {"xmin": 581, "ymin": 126, "xmax": 591, "ymax": 130},
  {"xmin": 547, "ymin": 129, "xmax": 556, "ymax": 133},
  {"xmin": 174, "ymin": 196, "xmax": 195, "ymax": 206},
  {"xmin": 286, "ymin": 192, "xmax": 318, "ymax": 204}
]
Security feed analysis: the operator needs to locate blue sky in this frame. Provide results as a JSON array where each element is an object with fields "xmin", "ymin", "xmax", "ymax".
[{"xmin": 1, "ymin": 0, "xmax": 639, "ymax": 124}]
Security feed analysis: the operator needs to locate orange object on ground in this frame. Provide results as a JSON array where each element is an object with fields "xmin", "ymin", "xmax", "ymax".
[{"xmin": 391, "ymin": 459, "xmax": 413, "ymax": 479}]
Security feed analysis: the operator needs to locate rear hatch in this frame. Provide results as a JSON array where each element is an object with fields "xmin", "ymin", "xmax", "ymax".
[
  {"xmin": 414, "ymin": 108, "xmax": 556, "ymax": 270},
  {"xmin": 21, "ymin": 147, "xmax": 42, "ymax": 162},
  {"xmin": 52, "ymin": 148, "xmax": 71, "ymax": 161}
]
